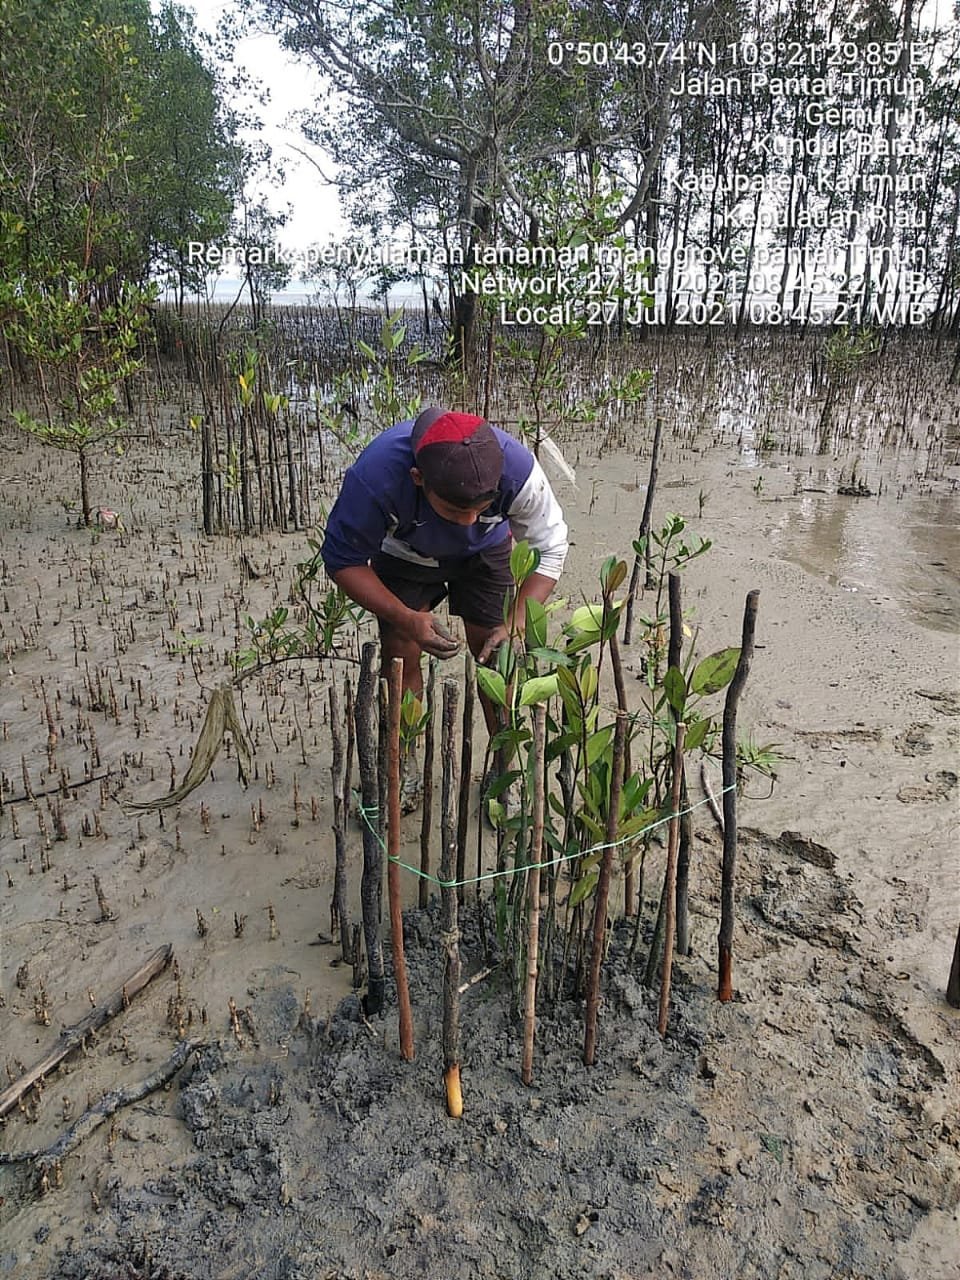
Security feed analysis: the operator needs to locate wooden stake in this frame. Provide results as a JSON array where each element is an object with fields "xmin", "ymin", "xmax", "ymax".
[
  {"xmin": 521, "ymin": 705, "xmax": 547, "ymax": 1086},
  {"xmin": 387, "ymin": 657, "xmax": 415, "ymax": 1061},
  {"xmin": 667, "ymin": 572, "xmax": 693, "ymax": 955},
  {"xmin": 377, "ymin": 677, "xmax": 389, "ymax": 841},
  {"xmin": 608, "ymin": 623, "xmax": 633, "ymax": 914},
  {"xmin": 0, "ymin": 945, "xmax": 173, "ymax": 1118},
  {"xmin": 328, "ymin": 679, "xmax": 351, "ymax": 961},
  {"xmin": 623, "ymin": 415, "xmax": 663, "ymax": 644},
  {"xmin": 440, "ymin": 679, "xmax": 462, "ymax": 1116},
  {"xmin": 355, "ymin": 642, "xmax": 385, "ymax": 1016},
  {"xmin": 946, "ymin": 921, "xmax": 960, "ymax": 1009},
  {"xmin": 658, "ymin": 721, "xmax": 686, "ymax": 1037},
  {"xmin": 456, "ymin": 652, "xmax": 475, "ymax": 901},
  {"xmin": 418, "ymin": 659, "xmax": 437, "ymax": 909},
  {"xmin": 583, "ymin": 710, "xmax": 627, "ymax": 1066},
  {"xmin": 718, "ymin": 590, "xmax": 759, "ymax": 1002}
]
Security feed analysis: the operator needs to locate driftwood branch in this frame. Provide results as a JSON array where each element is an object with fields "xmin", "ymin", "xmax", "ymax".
[
  {"xmin": 0, "ymin": 1038, "xmax": 201, "ymax": 1170},
  {"xmin": 0, "ymin": 944, "xmax": 174, "ymax": 1119}
]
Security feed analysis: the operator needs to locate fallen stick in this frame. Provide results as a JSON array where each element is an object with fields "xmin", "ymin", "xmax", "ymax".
[
  {"xmin": 2, "ymin": 770, "xmax": 117, "ymax": 807},
  {"xmin": 458, "ymin": 966, "xmax": 495, "ymax": 995},
  {"xmin": 0, "ymin": 944, "xmax": 174, "ymax": 1118},
  {"xmin": 0, "ymin": 1038, "xmax": 202, "ymax": 1170}
]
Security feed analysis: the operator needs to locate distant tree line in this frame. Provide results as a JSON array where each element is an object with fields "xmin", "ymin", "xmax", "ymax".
[
  {"xmin": 0, "ymin": 0, "xmax": 247, "ymax": 308},
  {"xmin": 255, "ymin": 0, "xmax": 960, "ymax": 356},
  {"xmin": 0, "ymin": 0, "xmax": 256, "ymax": 522}
]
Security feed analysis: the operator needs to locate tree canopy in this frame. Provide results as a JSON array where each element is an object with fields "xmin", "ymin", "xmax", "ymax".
[{"xmin": 257, "ymin": 0, "xmax": 960, "ymax": 345}]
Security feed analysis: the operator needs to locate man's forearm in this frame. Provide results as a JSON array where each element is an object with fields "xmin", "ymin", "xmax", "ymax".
[
  {"xmin": 332, "ymin": 564, "xmax": 414, "ymax": 630},
  {"xmin": 511, "ymin": 571, "xmax": 558, "ymax": 624},
  {"xmin": 519, "ymin": 571, "xmax": 558, "ymax": 607}
]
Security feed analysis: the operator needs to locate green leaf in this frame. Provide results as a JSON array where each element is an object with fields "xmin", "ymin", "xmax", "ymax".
[
  {"xmin": 601, "ymin": 557, "xmax": 628, "ymax": 594},
  {"xmin": 510, "ymin": 539, "xmax": 539, "ymax": 584},
  {"xmin": 617, "ymin": 807, "xmax": 659, "ymax": 839},
  {"xmin": 527, "ymin": 646, "xmax": 573, "ymax": 667},
  {"xmin": 684, "ymin": 717, "xmax": 710, "ymax": 751},
  {"xmin": 579, "ymin": 664, "xmax": 598, "ymax": 704},
  {"xmin": 476, "ymin": 667, "xmax": 507, "ymax": 707},
  {"xmin": 586, "ymin": 725, "xmax": 613, "ymax": 767},
  {"xmin": 524, "ymin": 598, "xmax": 548, "ymax": 649},
  {"xmin": 548, "ymin": 793, "xmax": 567, "ymax": 818},
  {"xmin": 663, "ymin": 666, "xmax": 686, "ymax": 714},
  {"xmin": 485, "ymin": 770, "xmax": 521, "ymax": 800},
  {"xmin": 519, "ymin": 674, "xmax": 559, "ymax": 707},
  {"xmin": 690, "ymin": 648, "xmax": 741, "ymax": 696},
  {"xmin": 577, "ymin": 811, "xmax": 604, "ymax": 840},
  {"xmin": 620, "ymin": 773, "xmax": 653, "ymax": 814},
  {"xmin": 487, "ymin": 798, "xmax": 505, "ymax": 826},
  {"xmin": 490, "ymin": 726, "xmax": 529, "ymax": 752},
  {"xmin": 545, "ymin": 729, "xmax": 580, "ymax": 762},
  {"xmin": 568, "ymin": 602, "xmax": 604, "ymax": 632},
  {"xmin": 569, "ymin": 870, "xmax": 599, "ymax": 908}
]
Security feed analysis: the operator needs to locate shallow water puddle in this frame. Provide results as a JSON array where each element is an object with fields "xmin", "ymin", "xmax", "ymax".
[{"xmin": 765, "ymin": 488, "xmax": 960, "ymax": 633}]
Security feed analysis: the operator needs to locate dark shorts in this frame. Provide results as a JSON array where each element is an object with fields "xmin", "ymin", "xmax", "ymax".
[{"xmin": 372, "ymin": 537, "xmax": 513, "ymax": 630}]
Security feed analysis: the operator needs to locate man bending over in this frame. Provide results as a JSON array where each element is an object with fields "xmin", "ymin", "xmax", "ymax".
[{"xmin": 321, "ymin": 405, "xmax": 569, "ymax": 807}]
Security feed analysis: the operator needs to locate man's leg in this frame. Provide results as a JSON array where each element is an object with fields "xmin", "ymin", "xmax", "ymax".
[
  {"xmin": 370, "ymin": 553, "xmax": 448, "ymax": 698},
  {"xmin": 449, "ymin": 539, "xmax": 515, "ymax": 735},
  {"xmin": 370, "ymin": 557, "xmax": 446, "ymax": 814},
  {"xmin": 378, "ymin": 611, "xmax": 427, "ymax": 700},
  {"xmin": 463, "ymin": 620, "xmax": 506, "ymax": 736}
]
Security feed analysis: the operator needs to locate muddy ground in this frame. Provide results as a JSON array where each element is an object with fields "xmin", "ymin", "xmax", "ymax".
[{"xmin": 0, "ymin": 332, "xmax": 958, "ymax": 1278}]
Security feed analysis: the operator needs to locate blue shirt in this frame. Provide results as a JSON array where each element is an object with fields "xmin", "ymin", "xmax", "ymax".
[{"xmin": 321, "ymin": 420, "xmax": 537, "ymax": 574}]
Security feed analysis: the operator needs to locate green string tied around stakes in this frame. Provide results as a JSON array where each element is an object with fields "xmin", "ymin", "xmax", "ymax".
[{"xmin": 358, "ymin": 785, "xmax": 737, "ymax": 891}]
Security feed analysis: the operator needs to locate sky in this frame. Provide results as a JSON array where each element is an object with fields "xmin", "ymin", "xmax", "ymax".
[
  {"xmin": 179, "ymin": 0, "xmax": 346, "ymax": 256},
  {"xmin": 172, "ymin": 0, "xmax": 955, "ymax": 299}
]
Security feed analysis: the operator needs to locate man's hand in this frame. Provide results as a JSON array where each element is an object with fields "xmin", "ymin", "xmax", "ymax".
[
  {"xmin": 405, "ymin": 612, "xmax": 462, "ymax": 660},
  {"xmin": 476, "ymin": 623, "xmax": 521, "ymax": 667}
]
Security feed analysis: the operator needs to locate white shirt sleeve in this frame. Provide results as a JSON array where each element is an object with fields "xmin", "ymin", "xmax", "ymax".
[{"xmin": 506, "ymin": 457, "xmax": 569, "ymax": 580}]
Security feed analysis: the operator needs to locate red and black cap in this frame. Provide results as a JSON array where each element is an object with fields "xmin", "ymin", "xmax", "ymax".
[{"xmin": 410, "ymin": 406, "xmax": 503, "ymax": 505}]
